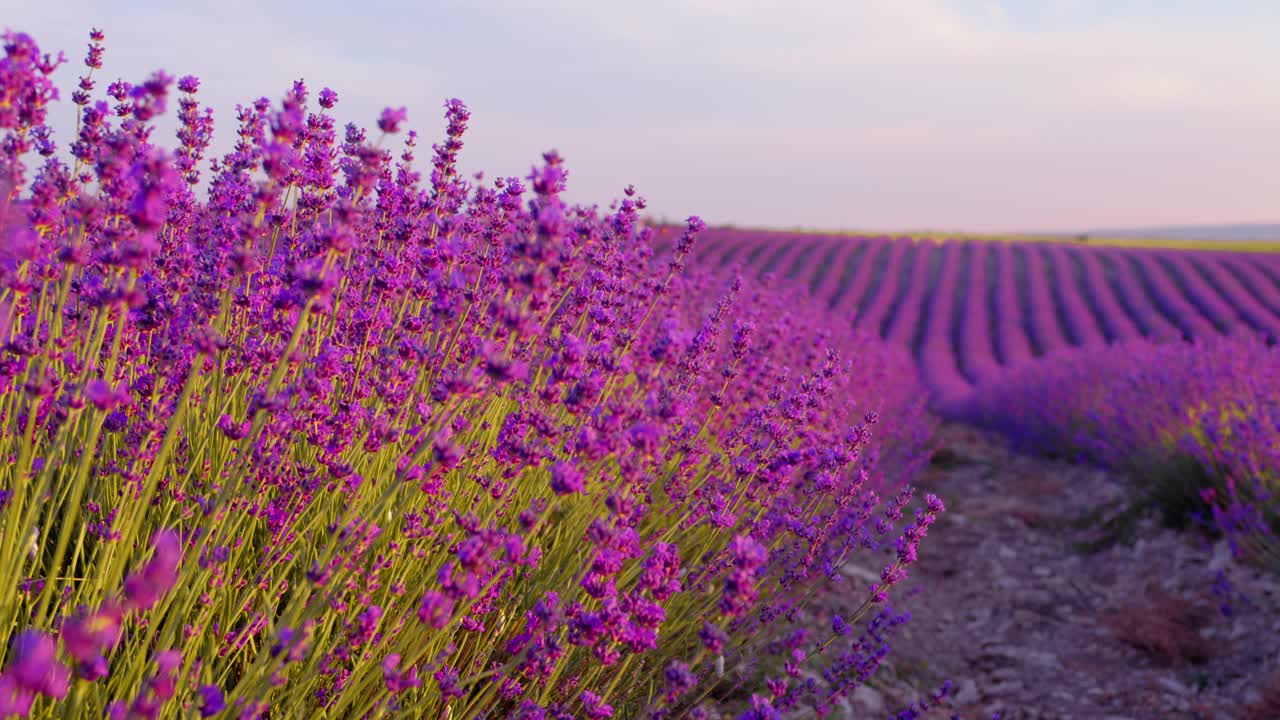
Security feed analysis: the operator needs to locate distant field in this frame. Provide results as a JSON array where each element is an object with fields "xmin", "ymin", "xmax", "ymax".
[
  {"xmin": 707, "ymin": 226, "xmax": 1280, "ymax": 253},
  {"xmin": 906, "ymin": 232, "xmax": 1280, "ymax": 254},
  {"xmin": 671, "ymin": 228, "xmax": 1280, "ymax": 405}
]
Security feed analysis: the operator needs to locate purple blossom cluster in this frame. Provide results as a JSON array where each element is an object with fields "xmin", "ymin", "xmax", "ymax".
[{"xmin": 0, "ymin": 29, "xmax": 939, "ymax": 718}]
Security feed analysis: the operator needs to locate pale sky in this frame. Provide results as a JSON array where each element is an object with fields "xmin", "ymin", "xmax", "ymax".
[{"xmin": 5, "ymin": 0, "xmax": 1279, "ymax": 233}]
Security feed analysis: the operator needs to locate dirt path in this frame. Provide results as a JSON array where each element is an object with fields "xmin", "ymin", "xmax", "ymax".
[{"xmin": 832, "ymin": 425, "xmax": 1280, "ymax": 720}]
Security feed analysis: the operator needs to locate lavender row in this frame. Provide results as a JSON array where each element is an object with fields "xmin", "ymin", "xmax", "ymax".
[
  {"xmin": 957, "ymin": 243, "xmax": 1000, "ymax": 384},
  {"xmin": 917, "ymin": 242, "xmax": 968, "ymax": 408},
  {"xmin": 1159, "ymin": 251, "xmax": 1243, "ymax": 336},
  {"xmin": 1075, "ymin": 248, "xmax": 1143, "ymax": 343},
  {"xmin": 884, "ymin": 240, "xmax": 935, "ymax": 347},
  {"xmin": 1046, "ymin": 246, "xmax": 1106, "ymax": 346},
  {"xmin": 1220, "ymin": 255, "xmax": 1280, "ymax": 334},
  {"xmin": 1219, "ymin": 254, "xmax": 1280, "ymax": 335},
  {"xmin": 811, "ymin": 238, "xmax": 867, "ymax": 304},
  {"xmin": 1194, "ymin": 258, "xmax": 1280, "ymax": 341},
  {"xmin": 1100, "ymin": 250, "xmax": 1185, "ymax": 341},
  {"xmin": 1020, "ymin": 245, "xmax": 1071, "ymax": 356},
  {"xmin": 992, "ymin": 242, "xmax": 1035, "ymax": 369},
  {"xmin": 833, "ymin": 237, "xmax": 891, "ymax": 314},
  {"xmin": 852, "ymin": 239, "xmax": 910, "ymax": 334},
  {"xmin": 1126, "ymin": 250, "xmax": 1220, "ymax": 339}
]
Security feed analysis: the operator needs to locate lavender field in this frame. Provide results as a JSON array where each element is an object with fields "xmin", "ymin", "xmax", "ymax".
[
  {"xmin": 684, "ymin": 229, "xmax": 1280, "ymax": 402},
  {"xmin": 0, "ymin": 23, "xmax": 1278, "ymax": 720},
  {"xmin": 683, "ymin": 228, "xmax": 1280, "ymax": 542}
]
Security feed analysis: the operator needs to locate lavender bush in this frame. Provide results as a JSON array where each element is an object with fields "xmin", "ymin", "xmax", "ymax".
[
  {"xmin": 961, "ymin": 335, "xmax": 1280, "ymax": 568},
  {"xmin": 0, "ymin": 29, "xmax": 942, "ymax": 719}
]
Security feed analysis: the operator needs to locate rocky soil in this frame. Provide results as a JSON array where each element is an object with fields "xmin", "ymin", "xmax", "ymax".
[{"xmin": 831, "ymin": 424, "xmax": 1280, "ymax": 720}]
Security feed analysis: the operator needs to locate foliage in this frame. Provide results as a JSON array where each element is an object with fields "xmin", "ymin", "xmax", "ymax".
[{"xmin": 0, "ymin": 29, "xmax": 939, "ymax": 719}]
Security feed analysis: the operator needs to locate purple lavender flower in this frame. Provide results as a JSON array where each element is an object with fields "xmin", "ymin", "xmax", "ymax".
[
  {"xmin": 377, "ymin": 106, "xmax": 408, "ymax": 134},
  {"xmin": 698, "ymin": 623, "xmax": 728, "ymax": 654},
  {"xmin": 270, "ymin": 624, "xmax": 311, "ymax": 663},
  {"xmin": 0, "ymin": 673, "xmax": 34, "ymax": 718},
  {"xmin": 662, "ymin": 660, "xmax": 697, "ymax": 701},
  {"xmin": 549, "ymin": 460, "xmax": 585, "ymax": 495},
  {"xmin": 417, "ymin": 590, "xmax": 454, "ymax": 629},
  {"xmin": 832, "ymin": 614, "xmax": 851, "ymax": 636},
  {"xmin": 6, "ymin": 630, "xmax": 69, "ymax": 699},
  {"xmin": 60, "ymin": 600, "xmax": 124, "ymax": 663},
  {"xmin": 123, "ymin": 529, "xmax": 182, "ymax": 611},
  {"xmin": 582, "ymin": 690, "xmax": 613, "ymax": 719},
  {"xmin": 83, "ymin": 379, "xmax": 125, "ymax": 411},
  {"xmin": 198, "ymin": 685, "xmax": 225, "ymax": 717},
  {"xmin": 434, "ymin": 665, "xmax": 464, "ymax": 700},
  {"xmin": 381, "ymin": 654, "xmax": 420, "ymax": 695},
  {"xmin": 730, "ymin": 535, "xmax": 767, "ymax": 570},
  {"xmin": 76, "ymin": 655, "xmax": 108, "ymax": 682},
  {"xmin": 736, "ymin": 694, "xmax": 782, "ymax": 720}
]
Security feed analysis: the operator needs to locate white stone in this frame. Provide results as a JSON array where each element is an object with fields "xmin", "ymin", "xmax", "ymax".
[
  {"xmin": 850, "ymin": 685, "xmax": 885, "ymax": 714},
  {"xmin": 954, "ymin": 678, "xmax": 980, "ymax": 705}
]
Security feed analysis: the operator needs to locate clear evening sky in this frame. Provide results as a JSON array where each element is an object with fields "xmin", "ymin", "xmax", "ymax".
[{"xmin": 6, "ymin": 0, "xmax": 1279, "ymax": 233}]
